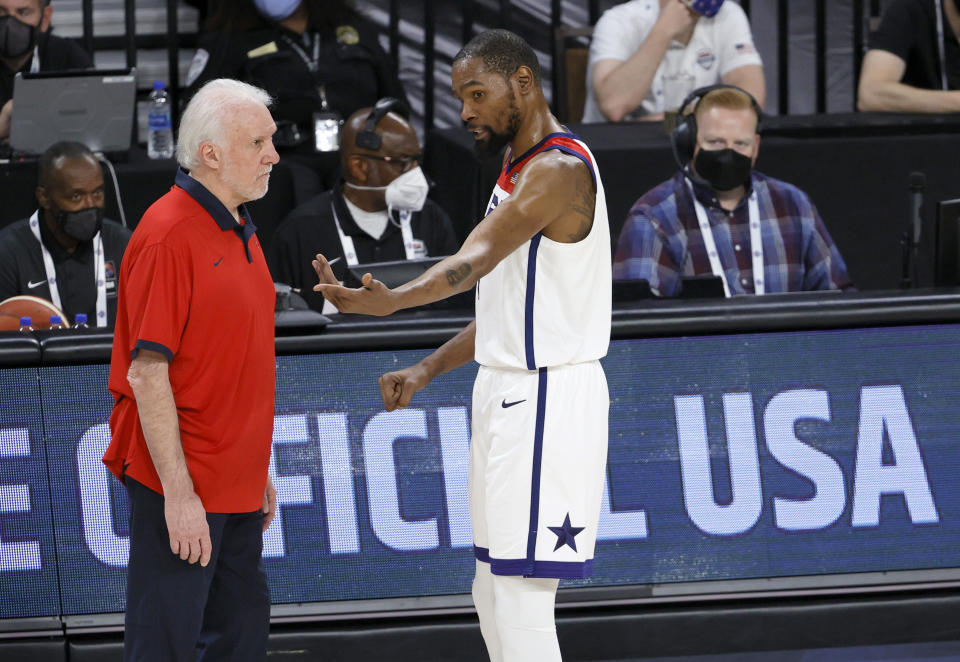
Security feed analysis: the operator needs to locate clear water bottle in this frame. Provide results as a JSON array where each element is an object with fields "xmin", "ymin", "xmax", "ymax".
[
  {"xmin": 147, "ymin": 81, "xmax": 175, "ymax": 160},
  {"xmin": 49, "ymin": 315, "xmax": 66, "ymax": 330},
  {"xmin": 19, "ymin": 316, "xmax": 33, "ymax": 333},
  {"xmin": 74, "ymin": 313, "xmax": 90, "ymax": 329}
]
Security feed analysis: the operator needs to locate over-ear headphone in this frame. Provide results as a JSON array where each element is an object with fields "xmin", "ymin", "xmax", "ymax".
[
  {"xmin": 670, "ymin": 84, "xmax": 763, "ymax": 168},
  {"xmin": 354, "ymin": 97, "xmax": 408, "ymax": 150}
]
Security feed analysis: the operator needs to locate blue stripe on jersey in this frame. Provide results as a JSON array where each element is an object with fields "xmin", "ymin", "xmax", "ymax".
[
  {"xmin": 525, "ymin": 367, "xmax": 548, "ymax": 573},
  {"xmin": 473, "ymin": 546, "xmax": 595, "ymax": 579},
  {"xmin": 524, "ymin": 234, "xmax": 542, "ymax": 370},
  {"xmin": 547, "ymin": 145, "xmax": 597, "ymax": 188}
]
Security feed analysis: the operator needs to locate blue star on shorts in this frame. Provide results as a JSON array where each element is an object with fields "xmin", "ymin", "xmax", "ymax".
[{"xmin": 548, "ymin": 513, "xmax": 584, "ymax": 552}]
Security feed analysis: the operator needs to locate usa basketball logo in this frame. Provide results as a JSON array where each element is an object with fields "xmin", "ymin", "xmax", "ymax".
[{"xmin": 697, "ymin": 49, "xmax": 716, "ymax": 70}]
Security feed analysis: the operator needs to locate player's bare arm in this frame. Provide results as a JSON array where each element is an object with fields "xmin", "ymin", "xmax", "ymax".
[
  {"xmin": 312, "ymin": 151, "xmax": 594, "ymax": 315},
  {"xmin": 379, "ymin": 321, "xmax": 477, "ymax": 411}
]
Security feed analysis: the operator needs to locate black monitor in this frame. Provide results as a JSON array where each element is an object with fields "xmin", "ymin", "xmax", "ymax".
[{"xmin": 934, "ymin": 198, "xmax": 960, "ymax": 286}]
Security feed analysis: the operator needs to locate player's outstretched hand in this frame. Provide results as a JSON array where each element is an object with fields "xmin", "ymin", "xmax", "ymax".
[
  {"xmin": 379, "ymin": 363, "xmax": 431, "ymax": 411},
  {"xmin": 312, "ymin": 253, "xmax": 398, "ymax": 316}
]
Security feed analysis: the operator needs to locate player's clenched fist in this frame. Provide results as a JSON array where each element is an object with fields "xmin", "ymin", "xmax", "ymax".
[{"xmin": 379, "ymin": 364, "xmax": 431, "ymax": 411}]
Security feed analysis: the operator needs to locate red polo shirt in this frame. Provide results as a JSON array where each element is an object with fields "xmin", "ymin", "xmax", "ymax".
[{"xmin": 104, "ymin": 169, "xmax": 276, "ymax": 513}]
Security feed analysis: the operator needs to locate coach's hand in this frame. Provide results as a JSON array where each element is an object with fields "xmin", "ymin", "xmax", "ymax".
[
  {"xmin": 312, "ymin": 253, "xmax": 398, "ymax": 316},
  {"xmin": 262, "ymin": 476, "xmax": 277, "ymax": 532},
  {"xmin": 379, "ymin": 363, "xmax": 431, "ymax": 411},
  {"xmin": 164, "ymin": 490, "xmax": 212, "ymax": 566}
]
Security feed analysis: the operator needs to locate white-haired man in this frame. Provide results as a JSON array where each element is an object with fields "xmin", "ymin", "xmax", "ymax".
[{"xmin": 103, "ymin": 78, "xmax": 280, "ymax": 661}]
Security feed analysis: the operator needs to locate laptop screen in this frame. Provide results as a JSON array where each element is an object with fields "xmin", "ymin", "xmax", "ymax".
[{"xmin": 10, "ymin": 69, "xmax": 136, "ymax": 155}]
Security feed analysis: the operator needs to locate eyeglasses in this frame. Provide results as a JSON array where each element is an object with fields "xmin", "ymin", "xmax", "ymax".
[{"xmin": 359, "ymin": 153, "xmax": 423, "ymax": 172}]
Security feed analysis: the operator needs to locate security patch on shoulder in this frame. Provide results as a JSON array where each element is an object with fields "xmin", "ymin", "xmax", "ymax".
[
  {"xmin": 336, "ymin": 25, "xmax": 360, "ymax": 45},
  {"xmin": 247, "ymin": 41, "xmax": 279, "ymax": 59}
]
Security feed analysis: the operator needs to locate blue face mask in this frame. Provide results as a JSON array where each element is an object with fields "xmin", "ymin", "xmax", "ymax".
[
  {"xmin": 253, "ymin": 0, "xmax": 302, "ymax": 21},
  {"xmin": 683, "ymin": 0, "xmax": 724, "ymax": 18}
]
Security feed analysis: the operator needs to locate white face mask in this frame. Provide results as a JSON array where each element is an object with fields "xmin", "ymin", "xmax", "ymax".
[{"xmin": 347, "ymin": 166, "xmax": 430, "ymax": 216}]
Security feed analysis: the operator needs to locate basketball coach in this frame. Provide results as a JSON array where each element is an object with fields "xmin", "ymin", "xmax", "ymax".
[{"xmin": 102, "ymin": 78, "xmax": 279, "ymax": 662}]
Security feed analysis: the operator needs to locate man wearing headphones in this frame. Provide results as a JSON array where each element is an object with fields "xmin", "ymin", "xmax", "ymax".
[
  {"xmin": 613, "ymin": 85, "xmax": 853, "ymax": 297},
  {"xmin": 267, "ymin": 98, "xmax": 457, "ymax": 313}
]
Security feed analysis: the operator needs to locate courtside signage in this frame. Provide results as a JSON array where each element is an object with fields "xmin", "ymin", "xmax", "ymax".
[{"xmin": 2, "ymin": 324, "xmax": 959, "ymax": 618}]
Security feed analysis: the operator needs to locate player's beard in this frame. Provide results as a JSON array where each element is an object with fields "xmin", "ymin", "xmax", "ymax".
[{"xmin": 473, "ymin": 92, "xmax": 521, "ymax": 160}]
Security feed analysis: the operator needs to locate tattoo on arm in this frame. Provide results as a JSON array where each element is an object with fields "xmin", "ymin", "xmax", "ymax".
[
  {"xmin": 445, "ymin": 262, "xmax": 472, "ymax": 287},
  {"xmin": 568, "ymin": 173, "xmax": 596, "ymax": 241}
]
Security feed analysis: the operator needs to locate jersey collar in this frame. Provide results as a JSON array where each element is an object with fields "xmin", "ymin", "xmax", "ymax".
[
  {"xmin": 505, "ymin": 130, "xmax": 581, "ymax": 175},
  {"xmin": 175, "ymin": 167, "xmax": 256, "ymax": 233}
]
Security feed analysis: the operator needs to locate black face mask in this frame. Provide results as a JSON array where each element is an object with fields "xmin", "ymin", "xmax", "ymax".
[
  {"xmin": 693, "ymin": 147, "xmax": 753, "ymax": 192},
  {"xmin": 0, "ymin": 15, "xmax": 40, "ymax": 60},
  {"xmin": 56, "ymin": 207, "xmax": 104, "ymax": 242}
]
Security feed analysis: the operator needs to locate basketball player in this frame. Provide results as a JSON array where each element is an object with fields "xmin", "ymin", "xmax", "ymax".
[{"xmin": 312, "ymin": 29, "xmax": 611, "ymax": 661}]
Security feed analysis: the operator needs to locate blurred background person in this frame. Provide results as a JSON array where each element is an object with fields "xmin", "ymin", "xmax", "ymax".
[
  {"xmin": 858, "ymin": 0, "xmax": 960, "ymax": 112},
  {"xmin": 184, "ymin": 0, "xmax": 408, "ymax": 157},
  {"xmin": 0, "ymin": 0, "xmax": 93, "ymax": 140},
  {"xmin": 583, "ymin": 0, "xmax": 765, "ymax": 123},
  {"xmin": 0, "ymin": 140, "xmax": 130, "ymax": 327}
]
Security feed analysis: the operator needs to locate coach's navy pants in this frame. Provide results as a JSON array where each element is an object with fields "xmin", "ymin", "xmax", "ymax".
[{"xmin": 123, "ymin": 477, "xmax": 269, "ymax": 662}]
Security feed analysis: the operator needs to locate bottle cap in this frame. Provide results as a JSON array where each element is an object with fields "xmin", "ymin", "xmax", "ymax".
[
  {"xmin": 50, "ymin": 315, "xmax": 62, "ymax": 324},
  {"xmin": 153, "ymin": 81, "xmax": 166, "ymax": 90},
  {"xmin": 20, "ymin": 316, "xmax": 31, "ymax": 325},
  {"xmin": 75, "ymin": 313, "xmax": 88, "ymax": 324}
]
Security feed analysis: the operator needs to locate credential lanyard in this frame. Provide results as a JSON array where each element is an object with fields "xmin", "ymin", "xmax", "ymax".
[
  {"xmin": 935, "ymin": 0, "xmax": 949, "ymax": 91},
  {"xmin": 281, "ymin": 32, "xmax": 319, "ymax": 73},
  {"xmin": 687, "ymin": 182, "xmax": 764, "ymax": 297},
  {"xmin": 29, "ymin": 210, "xmax": 108, "ymax": 327},
  {"xmin": 331, "ymin": 202, "xmax": 417, "ymax": 266}
]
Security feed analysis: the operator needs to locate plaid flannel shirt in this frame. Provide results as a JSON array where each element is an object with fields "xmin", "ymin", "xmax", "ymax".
[{"xmin": 612, "ymin": 171, "xmax": 854, "ymax": 297}]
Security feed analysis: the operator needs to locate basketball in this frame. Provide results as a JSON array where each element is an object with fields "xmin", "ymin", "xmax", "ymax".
[{"xmin": 0, "ymin": 295, "xmax": 70, "ymax": 331}]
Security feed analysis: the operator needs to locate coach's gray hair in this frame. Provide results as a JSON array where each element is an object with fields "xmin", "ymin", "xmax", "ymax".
[{"xmin": 175, "ymin": 79, "xmax": 273, "ymax": 170}]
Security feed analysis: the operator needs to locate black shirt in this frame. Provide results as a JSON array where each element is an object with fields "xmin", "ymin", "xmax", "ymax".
[
  {"xmin": 0, "ymin": 215, "xmax": 131, "ymax": 327},
  {"xmin": 267, "ymin": 186, "xmax": 458, "ymax": 313},
  {"xmin": 185, "ymin": 14, "xmax": 407, "ymax": 149},
  {"xmin": 869, "ymin": 0, "xmax": 960, "ymax": 90},
  {"xmin": 0, "ymin": 31, "xmax": 94, "ymax": 108}
]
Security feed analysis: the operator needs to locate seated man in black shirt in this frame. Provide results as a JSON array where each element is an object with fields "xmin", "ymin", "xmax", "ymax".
[
  {"xmin": 0, "ymin": 0, "xmax": 93, "ymax": 139},
  {"xmin": 858, "ymin": 0, "xmax": 960, "ymax": 112},
  {"xmin": 185, "ymin": 0, "xmax": 408, "ymax": 156},
  {"xmin": 0, "ymin": 141, "xmax": 131, "ymax": 327},
  {"xmin": 268, "ymin": 100, "xmax": 458, "ymax": 314}
]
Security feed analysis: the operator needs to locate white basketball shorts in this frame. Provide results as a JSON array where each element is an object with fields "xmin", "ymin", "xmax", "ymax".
[{"xmin": 469, "ymin": 360, "xmax": 609, "ymax": 578}]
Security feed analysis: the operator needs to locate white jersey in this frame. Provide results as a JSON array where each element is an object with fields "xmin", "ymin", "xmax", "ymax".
[{"xmin": 474, "ymin": 133, "xmax": 611, "ymax": 370}]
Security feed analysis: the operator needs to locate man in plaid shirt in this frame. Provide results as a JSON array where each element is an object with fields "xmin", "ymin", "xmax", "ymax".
[{"xmin": 613, "ymin": 86, "xmax": 853, "ymax": 297}]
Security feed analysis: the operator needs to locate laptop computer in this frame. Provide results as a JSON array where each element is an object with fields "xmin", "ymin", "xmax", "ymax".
[
  {"xmin": 346, "ymin": 256, "xmax": 474, "ymax": 311},
  {"xmin": 9, "ymin": 69, "xmax": 137, "ymax": 156},
  {"xmin": 346, "ymin": 256, "xmax": 446, "ymax": 289},
  {"xmin": 612, "ymin": 275, "xmax": 726, "ymax": 301}
]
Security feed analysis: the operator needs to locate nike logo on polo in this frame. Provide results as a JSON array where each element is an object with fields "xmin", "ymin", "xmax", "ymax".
[
  {"xmin": 214, "ymin": 256, "xmax": 224, "ymax": 266},
  {"xmin": 501, "ymin": 399, "xmax": 526, "ymax": 409},
  {"xmin": 27, "ymin": 279, "xmax": 46, "ymax": 289}
]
